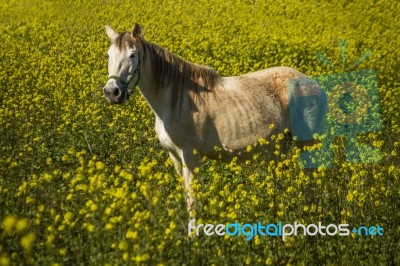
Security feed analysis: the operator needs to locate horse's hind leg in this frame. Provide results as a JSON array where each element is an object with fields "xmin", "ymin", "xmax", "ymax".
[
  {"xmin": 288, "ymin": 78, "xmax": 327, "ymax": 168},
  {"xmin": 294, "ymin": 106, "xmax": 326, "ymax": 204},
  {"xmin": 280, "ymin": 130, "xmax": 294, "ymax": 155}
]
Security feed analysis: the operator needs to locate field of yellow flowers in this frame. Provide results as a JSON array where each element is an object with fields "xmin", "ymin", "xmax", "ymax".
[{"xmin": 1, "ymin": 0, "xmax": 399, "ymax": 265}]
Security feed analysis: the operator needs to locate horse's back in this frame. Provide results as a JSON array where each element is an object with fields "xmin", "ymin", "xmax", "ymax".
[
  {"xmin": 241, "ymin": 66, "xmax": 328, "ymax": 142},
  {"xmin": 198, "ymin": 67, "xmax": 300, "ymax": 154},
  {"xmin": 199, "ymin": 66, "xmax": 326, "ymax": 156}
]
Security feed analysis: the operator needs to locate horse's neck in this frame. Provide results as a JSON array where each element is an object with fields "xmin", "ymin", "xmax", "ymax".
[
  {"xmin": 136, "ymin": 43, "xmax": 198, "ymax": 123},
  {"xmin": 136, "ymin": 53, "xmax": 175, "ymax": 121}
]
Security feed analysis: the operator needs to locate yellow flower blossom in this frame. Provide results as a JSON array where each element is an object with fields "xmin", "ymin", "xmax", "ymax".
[
  {"xmin": 15, "ymin": 218, "xmax": 29, "ymax": 234},
  {"xmin": 20, "ymin": 232, "xmax": 36, "ymax": 253},
  {"xmin": 2, "ymin": 215, "xmax": 17, "ymax": 234}
]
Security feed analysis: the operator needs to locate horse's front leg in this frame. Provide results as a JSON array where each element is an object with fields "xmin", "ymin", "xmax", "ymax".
[
  {"xmin": 169, "ymin": 149, "xmax": 198, "ymax": 217},
  {"xmin": 180, "ymin": 149, "xmax": 199, "ymax": 218},
  {"xmin": 169, "ymin": 151, "xmax": 182, "ymax": 176}
]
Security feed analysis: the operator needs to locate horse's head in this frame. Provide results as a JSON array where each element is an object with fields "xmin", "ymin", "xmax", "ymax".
[{"xmin": 103, "ymin": 23, "xmax": 142, "ymax": 104}]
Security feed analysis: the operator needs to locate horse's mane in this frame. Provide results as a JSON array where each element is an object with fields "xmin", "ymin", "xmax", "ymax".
[{"xmin": 115, "ymin": 32, "xmax": 221, "ymax": 111}]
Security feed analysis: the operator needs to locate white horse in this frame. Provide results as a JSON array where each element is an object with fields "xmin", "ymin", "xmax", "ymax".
[{"xmin": 103, "ymin": 23, "xmax": 327, "ymax": 216}]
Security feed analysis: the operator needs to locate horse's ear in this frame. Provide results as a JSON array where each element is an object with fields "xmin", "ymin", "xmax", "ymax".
[
  {"xmin": 131, "ymin": 23, "xmax": 142, "ymax": 40},
  {"xmin": 105, "ymin": 25, "xmax": 118, "ymax": 41}
]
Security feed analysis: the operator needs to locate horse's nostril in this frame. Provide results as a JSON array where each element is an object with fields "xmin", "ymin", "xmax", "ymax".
[
  {"xmin": 113, "ymin": 87, "xmax": 120, "ymax": 97},
  {"xmin": 104, "ymin": 87, "xmax": 121, "ymax": 98}
]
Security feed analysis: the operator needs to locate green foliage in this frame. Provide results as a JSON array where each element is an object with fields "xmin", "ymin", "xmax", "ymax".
[{"xmin": 0, "ymin": 0, "xmax": 399, "ymax": 265}]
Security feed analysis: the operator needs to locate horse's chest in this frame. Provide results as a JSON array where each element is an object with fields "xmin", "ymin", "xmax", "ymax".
[{"xmin": 154, "ymin": 117, "xmax": 179, "ymax": 152}]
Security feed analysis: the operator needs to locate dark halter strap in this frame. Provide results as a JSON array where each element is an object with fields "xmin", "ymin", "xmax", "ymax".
[{"xmin": 107, "ymin": 55, "xmax": 142, "ymax": 98}]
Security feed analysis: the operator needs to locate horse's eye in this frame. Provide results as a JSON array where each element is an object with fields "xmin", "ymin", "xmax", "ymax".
[{"xmin": 129, "ymin": 53, "xmax": 136, "ymax": 59}]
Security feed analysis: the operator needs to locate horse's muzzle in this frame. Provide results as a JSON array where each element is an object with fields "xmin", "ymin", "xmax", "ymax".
[{"xmin": 103, "ymin": 86, "xmax": 126, "ymax": 104}]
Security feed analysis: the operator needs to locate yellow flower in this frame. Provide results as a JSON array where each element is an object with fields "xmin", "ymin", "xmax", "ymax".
[
  {"xmin": 118, "ymin": 241, "xmax": 128, "ymax": 251},
  {"xmin": 169, "ymin": 221, "xmax": 177, "ymax": 230},
  {"xmin": 104, "ymin": 207, "xmax": 112, "ymax": 216},
  {"xmin": 114, "ymin": 165, "xmax": 121, "ymax": 173},
  {"xmin": 105, "ymin": 223, "xmax": 114, "ymax": 230},
  {"xmin": 2, "ymin": 215, "xmax": 17, "ymax": 234},
  {"xmin": 265, "ymin": 258, "xmax": 273, "ymax": 265},
  {"xmin": 61, "ymin": 154, "xmax": 69, "ymax": 162},
  {"xmin": 90, "ymin": 203, "xmax": 98, "ymax": 212},
  {"xmin": 46, "ymin": 234, "xmax": 55, "ymax": 246},
  {"xmin": 43, "ymin": 173, "xmax": 53, "ymax": 182},
  {"xmin": 37, "ymin": 205, "xmax": 45, "ymax": 213},
  {"xmin": 85, "ymin": 224, "xmax": 95, "ymax": 233},
  {"xmin": 59, "ymin": 248, "xmax": 67, "ymax": 256},
  {"xmin": 126, "ymin": 230, "xmax": 138, "ymax": 239},
  {"xmin": 134, "ymin": 253, "xmax": 150, "ymax": 263},
  {"xmin": 15, "ymin": 218, "xmax": 29, "ymax": 234},
  {"xmin": 95, "ymin": 161, "xmax": 105, "ymax": 170},
  {"xmin": 20, "ymin": 232, "xmax": 36, "ymax": 253},
  {"xmin": 0, "ymin": 254, "xmax": 10, "ymax": 266},
  {"xmin": 346, "ymin": 192, "xmax": 353, "ymax": 202},
  {"xmin": 63, "ymin": 212, "xmax": 74, "ymax": 224}
]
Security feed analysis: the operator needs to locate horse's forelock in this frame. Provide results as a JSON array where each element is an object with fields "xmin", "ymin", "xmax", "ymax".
[{"xmin": 114, "ymin": 32, "xmax": 135, "ymax": 51}]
